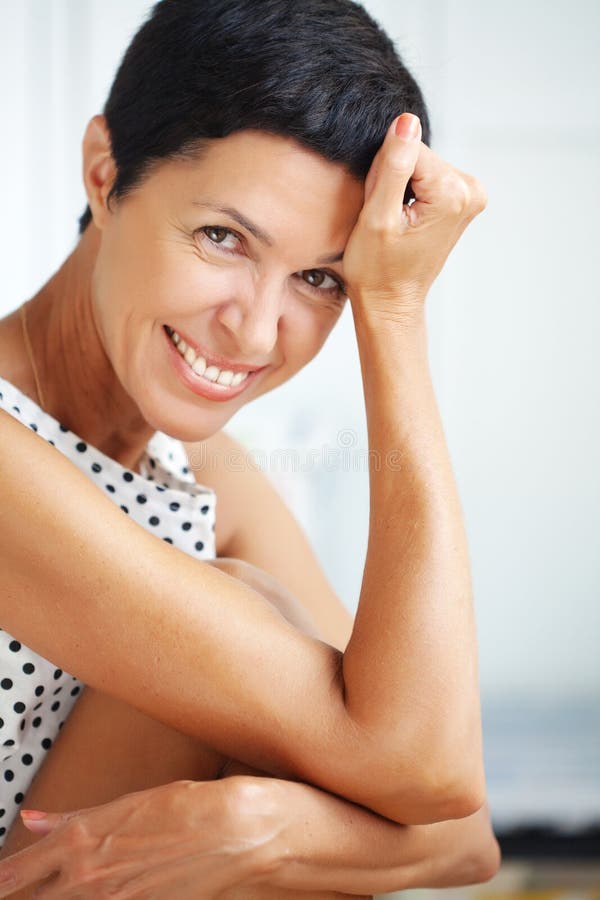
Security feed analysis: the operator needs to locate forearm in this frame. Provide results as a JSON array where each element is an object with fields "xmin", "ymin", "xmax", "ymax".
[
  {"xmin": 253, "ymin": 780, "xmax": 500, "ymax": 895},
  {"xmin": 0, "ymin": 404, "xmax": 477, "ymax": 824},
  {"xmin": 343, "ymin": 310, "xmax": 483, "ymax": 817}
]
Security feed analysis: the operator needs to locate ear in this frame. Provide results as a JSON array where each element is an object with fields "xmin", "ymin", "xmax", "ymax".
[{"xmin": 82, "ymin": 114, "xmax": 117, "ymax": 230}]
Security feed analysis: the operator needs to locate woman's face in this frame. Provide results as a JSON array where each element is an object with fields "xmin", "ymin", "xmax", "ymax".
[{"xmin": 90, "ymin": 127, "xmax": 365, "ymax": 441}]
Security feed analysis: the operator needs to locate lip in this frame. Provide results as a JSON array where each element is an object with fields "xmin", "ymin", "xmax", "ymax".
[
  {"xmin": 164, "ymin": 327, "xmax": 266, "ymax": 402},
  {"xmin": 165, "ymin": 325, "xmax": 266, "ymax": 373}
]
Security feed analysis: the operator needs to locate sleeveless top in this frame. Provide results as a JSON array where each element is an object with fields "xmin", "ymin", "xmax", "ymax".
[{"xmin": 0, "ymin": 374, "xmax": 217, "ymax": 846}]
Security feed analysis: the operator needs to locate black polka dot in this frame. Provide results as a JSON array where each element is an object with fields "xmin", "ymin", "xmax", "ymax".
[
  {"xmin": 22, "ymin": 754, "xmax": 33, "ymax": 766},
  {"xmin": 149, "ymin": 458, "xmax": 156, "ymax": 469},
  {"xmin": 201, "ymin": 504, "xmax": 210, "ymax": 514},
  {"xmin": 20, "ymin": 719, "xmax": 25, "ymax": 731},
  {"xmin": 4, "ymin": 771, "xmax": 14, "ymax": 782},
  {"xmin": 13, "ymin": 702, "xmax": 25, "ymax": 714},
  {"xmin": 182, "ymin": 522, "xmax": 192, "ymax": 531},
  {"xmin": 163, "ymin": 537, "xmax": 173, "ymax": 544},
  {"xmin": 51, "ymin": 701, "xmax": 61, "ymax": 712},
  {"xmin": 32, "ymin": 717, "xmax": 42, "ymax": 728},
  {"xmin": 1, "ymin": 678, "xmax": 13, "ymax": 690},
  {"xmin": 3, "ymin": 740, "xmax": 14, "ymax": 747},
  {"xmin": 0, "ymin": 827, "xmax": 5, "ymax": 837},
  {"xmin": 8, "ymin": 640, "xmax": 21, "ymax": 652},
  {"xmin": 33, "ymin": 702, "xmax": 42, "ymax": 711},
  {"xmin": 53, "ymin": 685, "xmax": 63, "ymax": 695},
  {"xmin": 106, "ymin": 484, "xmax": 116, "ymax": 493},
  {"xmin": 76, "ymin": 441, "xmax": 87, "ymax": 453},
  {"xmin": 58, "ymin": 721, "xmax": 64, "ymax": 730},
  {"xmin": 14, "ymin": 793, "xmax": 24, "ymax": 805},
  {"xmin": 149, "ymin": 515, "xmax": 160, "ymax": 526},
  {"xmin": 53, "ymin": 669, "xmax": 63, "ymax": 680},
  {"xmin": 136, "ymin": 494, "xmax": 147, "ymax": 504},
  {"xmin": 12, "ymin": 405, "xmax": 20, "ymax": 414},
  {"xmin": 120, "ymin": 505, "xmax": 129, "ymax": 514},
  {"xmin": 182, "ymin": 466, "xmax": 189, "ymax": 474},
  {"xmin": 91, "ymin": 462, "xmax": 102, "ymax": 473},
  {"xmin": 123, "ymin": 471, "xmax": 134, "ymax": 482},
  {"xmin": 59, "ymin": 423, "xmax": 69, "ymax": 432},
  {"xmin": 22, "ymin": 662, "xmax": 35, "ymax": 674},
  {"xmin": 29, "ymin": 422, "xmax": 38, "ymax": 432},
  {"xmin": 41, "ymin": 738, "xmax": 52, "ymax": 750},
  {"xmin": 169, "ymin": 501, "xmax": 180, "ymax": 512},
  {"xmin": 0, "ymin": 718, "xmax": 3, "ymax": 728},
  {"xmin": 195, "ymin": 541, "xmax": 204, "ymax": 552},
  {"xmin": 34, "ymin": 685, "xmax": 44, "ymax": 697},
  {"xmin": 48, "ymin": 439, "xmax": 55, "ymax": 446},
  {"xmin": 71, "ymin": 686, "xmax": 81, "ymax": 697},
  {"xmin": 0, "ymin": 808, "xmax": 4, "ymax": 817}
]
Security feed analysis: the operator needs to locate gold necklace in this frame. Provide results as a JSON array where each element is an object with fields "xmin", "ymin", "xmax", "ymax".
[{"xmin": 19, "ymin": 301, "xmax": 46, "ymax": 411}]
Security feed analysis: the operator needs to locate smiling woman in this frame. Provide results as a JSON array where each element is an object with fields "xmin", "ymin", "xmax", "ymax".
[{"xmin": 0, "ymin": 0, "xmax": 498, "ymax": 897}]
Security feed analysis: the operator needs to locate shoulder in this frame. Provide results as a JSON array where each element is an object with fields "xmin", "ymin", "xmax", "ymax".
[{"xmin": 182, "ymin": 430, "xmax": 270, "ymax": 556}]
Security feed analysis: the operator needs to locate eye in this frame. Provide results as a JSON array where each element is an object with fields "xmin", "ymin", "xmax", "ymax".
[
  {"xmin": 300, "ymin": 269, "xmax": 346, "ymax": 297},
  {"xmin": 199, "ymin": 226, "xmax": 241, "ymax": 254}
]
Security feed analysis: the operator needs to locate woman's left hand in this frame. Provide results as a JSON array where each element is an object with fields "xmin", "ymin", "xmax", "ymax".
[{"xmin": 0, "ymin": 777, "xmax": 278, "ymax": 898}]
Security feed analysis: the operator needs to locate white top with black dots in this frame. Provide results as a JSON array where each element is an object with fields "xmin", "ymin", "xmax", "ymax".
[{"xmin": 0, "ymin": 374, "xmax": 217, "ymax": 846}]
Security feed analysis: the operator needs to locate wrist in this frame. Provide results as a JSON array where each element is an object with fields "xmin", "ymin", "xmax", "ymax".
[
  {"xmin": 349, "ymin": 287, "xmax": 427, "ymax": 334},
  {"xmin": 222, "ymin": 776, "xmax": 287, "ymax": 885}
]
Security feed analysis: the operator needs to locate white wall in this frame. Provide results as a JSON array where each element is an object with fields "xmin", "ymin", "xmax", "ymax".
[{"xmin": 1, "ymin": 0, "xmax": 598, "ymax": 703}]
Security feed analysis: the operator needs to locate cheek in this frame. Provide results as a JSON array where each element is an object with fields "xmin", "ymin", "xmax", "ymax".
[{"xmin": 282, "ymin": 303, "xmax": 340, "ymax": 369}]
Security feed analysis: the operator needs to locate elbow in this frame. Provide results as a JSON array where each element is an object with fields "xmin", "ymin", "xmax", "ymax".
[
  {"xmin": 464, "ymin": 835, "xmax": 502, "ymax": 884},
  {"xmin": 360, "ymin": 764, "xmax": 488, "ymax": 826}
]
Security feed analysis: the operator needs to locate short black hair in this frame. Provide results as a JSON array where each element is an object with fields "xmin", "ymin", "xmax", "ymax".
[{"xmin": 78, "ymin": 0, "xmax": 431, "ymax": 235}]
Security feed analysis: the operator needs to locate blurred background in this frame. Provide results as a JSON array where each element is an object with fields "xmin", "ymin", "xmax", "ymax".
[{"xmin": 1, "ymin": 0, "xmax": 599, "ymax": 895}]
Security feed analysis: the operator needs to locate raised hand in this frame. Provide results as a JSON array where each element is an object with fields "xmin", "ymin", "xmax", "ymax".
[{"xmin": 343, "ymin": 112, "xmax": 488, "ymax": 325}]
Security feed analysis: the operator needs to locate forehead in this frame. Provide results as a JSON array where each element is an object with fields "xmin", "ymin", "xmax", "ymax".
[{"xmin": 156, "ymin": 129, "xmax": 365, "ymax": 250}]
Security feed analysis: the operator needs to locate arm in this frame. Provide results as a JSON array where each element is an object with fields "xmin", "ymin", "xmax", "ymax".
[
  {"xmin": 249, "ymin": 785, "xmax": 500, "ymax": 895},
  {"xmin": 0, "ymin": 778, "xmax": 499, "ymax": 899},
  {"xmin": 0, "ymin": 117, "xmax": 486, "ymax": 825}
]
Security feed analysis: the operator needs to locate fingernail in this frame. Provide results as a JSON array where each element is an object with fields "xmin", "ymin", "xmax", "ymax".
[
  {"xmin": 20, "ymin": 809, "xmax": 47, "ymax": 820},
  {"xmin": 395, "ymin": 113, "xmax": 420, "ymax": 140},
  {"xmin": 20, "ymin": 810, "xmax": 51, "ymax": 834}
]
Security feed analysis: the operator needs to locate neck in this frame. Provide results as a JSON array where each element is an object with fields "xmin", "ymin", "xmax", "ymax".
[{"xmin": 1, "ymin": 225, "xmax": 155, "ymax": 470}]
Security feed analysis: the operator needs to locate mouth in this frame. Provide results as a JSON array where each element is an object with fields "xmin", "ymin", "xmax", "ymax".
[{"xmin": 163, "ymin": 325, "xmax": 267, "ymax": 401}]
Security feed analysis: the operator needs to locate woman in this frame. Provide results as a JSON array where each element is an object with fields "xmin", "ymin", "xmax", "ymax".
[{"xmin": 0, "ymin": 0, "xmax": 498, "ymax": 895}]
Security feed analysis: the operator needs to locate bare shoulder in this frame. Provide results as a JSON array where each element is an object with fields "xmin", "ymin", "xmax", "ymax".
[{"xmin": 182, "ymin": 429, "xmax": 261, "ymax": 557}]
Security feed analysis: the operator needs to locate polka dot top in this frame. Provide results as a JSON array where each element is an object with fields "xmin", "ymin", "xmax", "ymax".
[{"xmin": 0, "ymin": 374, "xmax": 217, "ymax": 846}]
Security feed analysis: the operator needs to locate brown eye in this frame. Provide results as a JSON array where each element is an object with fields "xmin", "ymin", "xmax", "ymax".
[
  {"xmin": 304, "ymin": 270, "xmax": 326, "ymax": 288},
  {"xmin": 205, "ymin": 226, "xmax": 230, "ymax": 243},
  {"xmin": 199, "ymin": 226, "xmax": 241, "ymax": 253}
]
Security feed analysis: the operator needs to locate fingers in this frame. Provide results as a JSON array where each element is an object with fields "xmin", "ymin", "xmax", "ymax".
[
  {"xmin": 21, "ymin": 810, "xmax": 64, "ymax": 837},
  {"xmin": 361, "ymin": 113, "xmax": 422, "ymax": 227},
  {"xmin": 408, "ymin": 145, "xmax": 488, "ymax": 221},
  {"xmin": 0, "ymin": 837, "xmax": 61, "ymax": 898},
  {"xmin": 362, "ymin": 113, "xmax": 488, "ymax": 232}
]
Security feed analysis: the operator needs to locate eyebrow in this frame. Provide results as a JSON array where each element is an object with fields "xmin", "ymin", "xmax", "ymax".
[{"xmin": 191, "ymin": 201, "xmax": 344, "ymax": 265}]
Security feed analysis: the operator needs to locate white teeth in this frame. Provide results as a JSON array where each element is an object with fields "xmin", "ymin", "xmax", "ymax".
[
  {"xmin": 168, "ymin": 328, "xmax": 253, "ymax": 387},
  {"xmin": 203, "ymin": 365, "xmax": 220, "ymax": 382},
  {"xmin": 192, "ymin": 356, "xmax": 207, "ymax": 376}
]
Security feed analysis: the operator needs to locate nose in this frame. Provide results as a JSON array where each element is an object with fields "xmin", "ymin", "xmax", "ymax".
[{"xmin": 216, "ymin": 275, "xmax": 284, "ymax": 362}]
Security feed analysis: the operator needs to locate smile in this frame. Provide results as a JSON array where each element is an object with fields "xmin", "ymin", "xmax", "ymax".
[{"xmin": 164, "ymin": 325, "xmax": 255, "ymax": 386}]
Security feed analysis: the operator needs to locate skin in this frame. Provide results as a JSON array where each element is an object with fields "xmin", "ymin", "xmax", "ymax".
[{"xmin": 0, "ymin": 113, "xmax": 498, "ymax": 896}]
